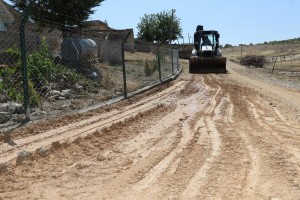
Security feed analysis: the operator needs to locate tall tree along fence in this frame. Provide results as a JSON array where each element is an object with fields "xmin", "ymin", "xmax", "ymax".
[{"xmin": 0, "ymin": 17, "xmax": 181, "ymax": 133}]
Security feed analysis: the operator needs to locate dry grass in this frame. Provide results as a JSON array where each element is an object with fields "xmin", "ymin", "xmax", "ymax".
[
  {"xmin": 126, "ymin": 81, "xmax": 141, "ymax": 92},
  {"xmin": 125, "ymin": 51, "xmax": 156, "ymax": 62},
  {"xmin": 223, "ymin": 43, "xmax": 300, "ymax": 59},
  {"xmin": 265, "ymin": 60, "xmax": 300, "ymax": 72},
  {"xmin": 101, "ymin": 69, "xmax": 114, "ymax": 89},
  {"xmin": 223, "ymin": 42, "xmax": 300, "ymax": 71}
]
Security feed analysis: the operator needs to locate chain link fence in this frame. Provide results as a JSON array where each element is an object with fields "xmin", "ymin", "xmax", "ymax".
[
  {"xmin": 0, "ymin": 18, "xmax": 181, "ymax": 132},
  {"xmin": 265, "ymin": 54, "xmax": 300, "ymax": 71},
  {"xmin": 0, "ymin": 21, "xmax": 24, "ymax": 127},
  {"xmin": 222, "ymin": 43, "xmax": 300, "ymax": 72}
]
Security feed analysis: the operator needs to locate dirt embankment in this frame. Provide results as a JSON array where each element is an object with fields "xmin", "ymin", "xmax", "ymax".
[{"xmin": 0, "ymin": 60, "xmax": 300, "ymax": 200}]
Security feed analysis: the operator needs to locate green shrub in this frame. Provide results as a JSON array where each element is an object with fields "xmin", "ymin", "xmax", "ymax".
[
  {"xmin": 2, "ymin": 37, "xmax": 94, "ymax": 106},
  {"xmin": 0, "ymin": 65, "xmax": 23, "ymax": 103},
  {"xmin": 28, "ymin": 80, "xmax": 41, "ymax": 106},
  {"xmin": 6, "ymin": 46, "xmax": 21, "ymax": 62},
  {"xmin": 0, "ymin": 64, "xmax": 40, "ymax": 105},
  {"xmin": 27, "ymin": 37, "xmax": 91, "ymax": 86}
]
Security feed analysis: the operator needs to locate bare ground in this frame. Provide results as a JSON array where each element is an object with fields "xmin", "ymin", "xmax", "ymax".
[{"xmin": 0, "ymin": 60, "xmax": 300, "ymax": 200}]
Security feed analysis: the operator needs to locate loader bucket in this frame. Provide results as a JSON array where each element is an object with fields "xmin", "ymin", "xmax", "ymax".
[{"xmin": 189, "ymin": 56, "xmax": 227, "ymax": 73}]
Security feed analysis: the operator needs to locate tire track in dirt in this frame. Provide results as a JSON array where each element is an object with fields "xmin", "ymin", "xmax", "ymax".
[
  {"xmin": 0, "ymin": 102, "xmax": 177, "ymax": 200},
  {"xmin": 244, "ymin": 96, "xmax": 300, "ymax": 196},
  {"xmin": 181, "ymin": 76, "xmax": 222, "ymax": 199},
  {"xmin": 241, "ymin": 112, "xmax": 300, "ymax": 199},
  {"xmin": 93, "ymin": 75, "xmax": 225, "ymax": 199},
  {"xmin": 0, "ymin": 81, "xmax": 188, "ymax": 165},
  {"xmin": 1, "ymin": 60, "xmax": 300, "ymax": 200},
  {"xmin": 222, "ymin": 79, "xmax": 299, "ymax": 199},
  {"xmin": 182, "ymin": 76, "xmax": 261, "ymax": 199},
  {"xmin": 256, "ymin": 95, "xmax": 300, "ymax": 132},
  {"xmin": 228, "ymin": 94, "xmax": 260, "ymax": 199},
  {"xmin": 65, "ymin": 76, "xmax": 209, "ymax": 199},
  {"xmin": 136, "ymin": 75, "xmax": 252, "ymax": 200},
  {"xmin": 223, "ymin": 74, "xmax": 300, "ymax": 199},
  {"xmin": 246, "ymin": 96, "xmax": 300, "ymax": 160},
  {"xmin": 127, "ymin": 76, "xmax": 211, "ymax": 194}
]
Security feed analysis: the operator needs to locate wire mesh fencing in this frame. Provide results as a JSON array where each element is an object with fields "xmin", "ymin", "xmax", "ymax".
[
  {"xmin": 265, "ymin": 54, "xmax": 300, "ymax": 72},
  {"xmin": 222, "ymin": 43, "xmax": 300, "ymax": 72},
  {"xmin": 159, "ymin": 45, "xmax": 181, "ymax": 81},
  {"xmin": 124, "ymin": 42, "xmax": 159, "ymax": 94},
  {"xmin": 0, "ymin": 21, "xmax": 25, "ymax": 126},
  {"xmin": 0, "ymin": 20, "xmax": 181, "ymax": 132}
]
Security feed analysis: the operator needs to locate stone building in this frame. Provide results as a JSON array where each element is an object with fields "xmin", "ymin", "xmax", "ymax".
[
  {"xmin": 0, "ymin": 0, "xmax": 21, "ymax": 64},
  {"xmin": 0, "ymin": 2, "xmax": 134, "ymax": 64},
  {"xmin": 83, "ymin": 20, "xmax": 135, "ymax": 64},
  {"xmin": 0, "ymin": 0, "xmax": 15, "ymax": 31}
]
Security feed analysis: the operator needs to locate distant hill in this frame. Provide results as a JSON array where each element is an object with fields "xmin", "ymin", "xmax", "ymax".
[{"xmin": 260, "ymin": 38, "xmax": 300, "ymax": 45}]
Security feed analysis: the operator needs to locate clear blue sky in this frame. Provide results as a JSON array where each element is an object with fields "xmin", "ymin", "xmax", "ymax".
[
  {"xmin": 4, "ymin": 0, "xmax": 299, "ymax": 46},
  {"xmin": 89, "ymin": 0, "xmax": 300, "ymax": 46}
]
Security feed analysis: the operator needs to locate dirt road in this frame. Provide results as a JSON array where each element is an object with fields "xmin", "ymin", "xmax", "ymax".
[{"xmin": 1, "ymin": 60, "xmax": 300, "ymax": 200}]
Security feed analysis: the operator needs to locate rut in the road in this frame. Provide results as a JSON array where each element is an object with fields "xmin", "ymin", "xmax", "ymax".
[{"xmin": 1, "ymin": 72, "xmax": 300, "ymax": 200}]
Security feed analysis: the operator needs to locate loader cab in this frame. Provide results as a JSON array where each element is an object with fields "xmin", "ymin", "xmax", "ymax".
[
  {"xmin": 194, "ymin": 30, "xmax": 220, "ymax": 58},
  {"xmin": 189, "ymin": 25, "xmax": 226, "ymax": 73}
]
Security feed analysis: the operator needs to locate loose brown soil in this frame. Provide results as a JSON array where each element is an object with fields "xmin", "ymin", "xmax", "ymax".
[{"xmin": 0, "ymin": 60, "xmax": 300, "ymax": 200}]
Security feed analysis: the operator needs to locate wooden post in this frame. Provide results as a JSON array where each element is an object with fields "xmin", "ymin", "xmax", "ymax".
[
  {"xmin": 272, "ymin": 58, "xmax": 277, "ymax": 73},
  {"xmin": 241, "ymin": 45, "xmax": 243, "ymax": 58}
]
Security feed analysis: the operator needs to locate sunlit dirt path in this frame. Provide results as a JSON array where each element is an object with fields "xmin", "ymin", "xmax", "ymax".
[{"xmin": 1, "ymin": 60, "xmax": 300, "ymax": 200}]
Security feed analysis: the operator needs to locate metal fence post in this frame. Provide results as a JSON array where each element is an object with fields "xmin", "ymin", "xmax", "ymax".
[
  {"xmin": 177, "ymin": 45, "xmax": 180, "ymax": 71},
  {"xmin": 157, "ymin": 42, "xmax": 163, "ymax": 82},
  {"xmin": 171, "ymin": 45, "xmax": 174, "ymax": 75},
  {"xmin": 20, "ymin": 1, "xmax": 33, "ymax": 121},
  {"xmin": 121, "ymin": 31, "xmax": 131, "ymax": 99},
  {"xmin": 121, "ymin": 43, "xmax": 127, "ymax": 98},
  {"xmin": 171, "ymin": 44, "xmax": 177, "ymax": 75}
]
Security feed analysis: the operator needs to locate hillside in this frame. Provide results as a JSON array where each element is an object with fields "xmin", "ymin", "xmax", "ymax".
[{"xmin": 222, "ymin": 42, "xmax": 300, "ymax": 72}]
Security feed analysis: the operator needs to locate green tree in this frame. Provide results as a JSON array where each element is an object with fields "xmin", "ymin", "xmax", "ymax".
[
  {"xmin": 137, "ymin": 14, "xmax": 157, "ymax": 42},
  {"xmin": 10, "ymin": 0, "xmax": 104, "ymax": 32},
  {"xmin": 224, "ymin": 44, "xmax": 232, "ymax": 48},
  {"xmin": 137, "ymin": 10, "xmax": 182, "ymax": 43}
]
